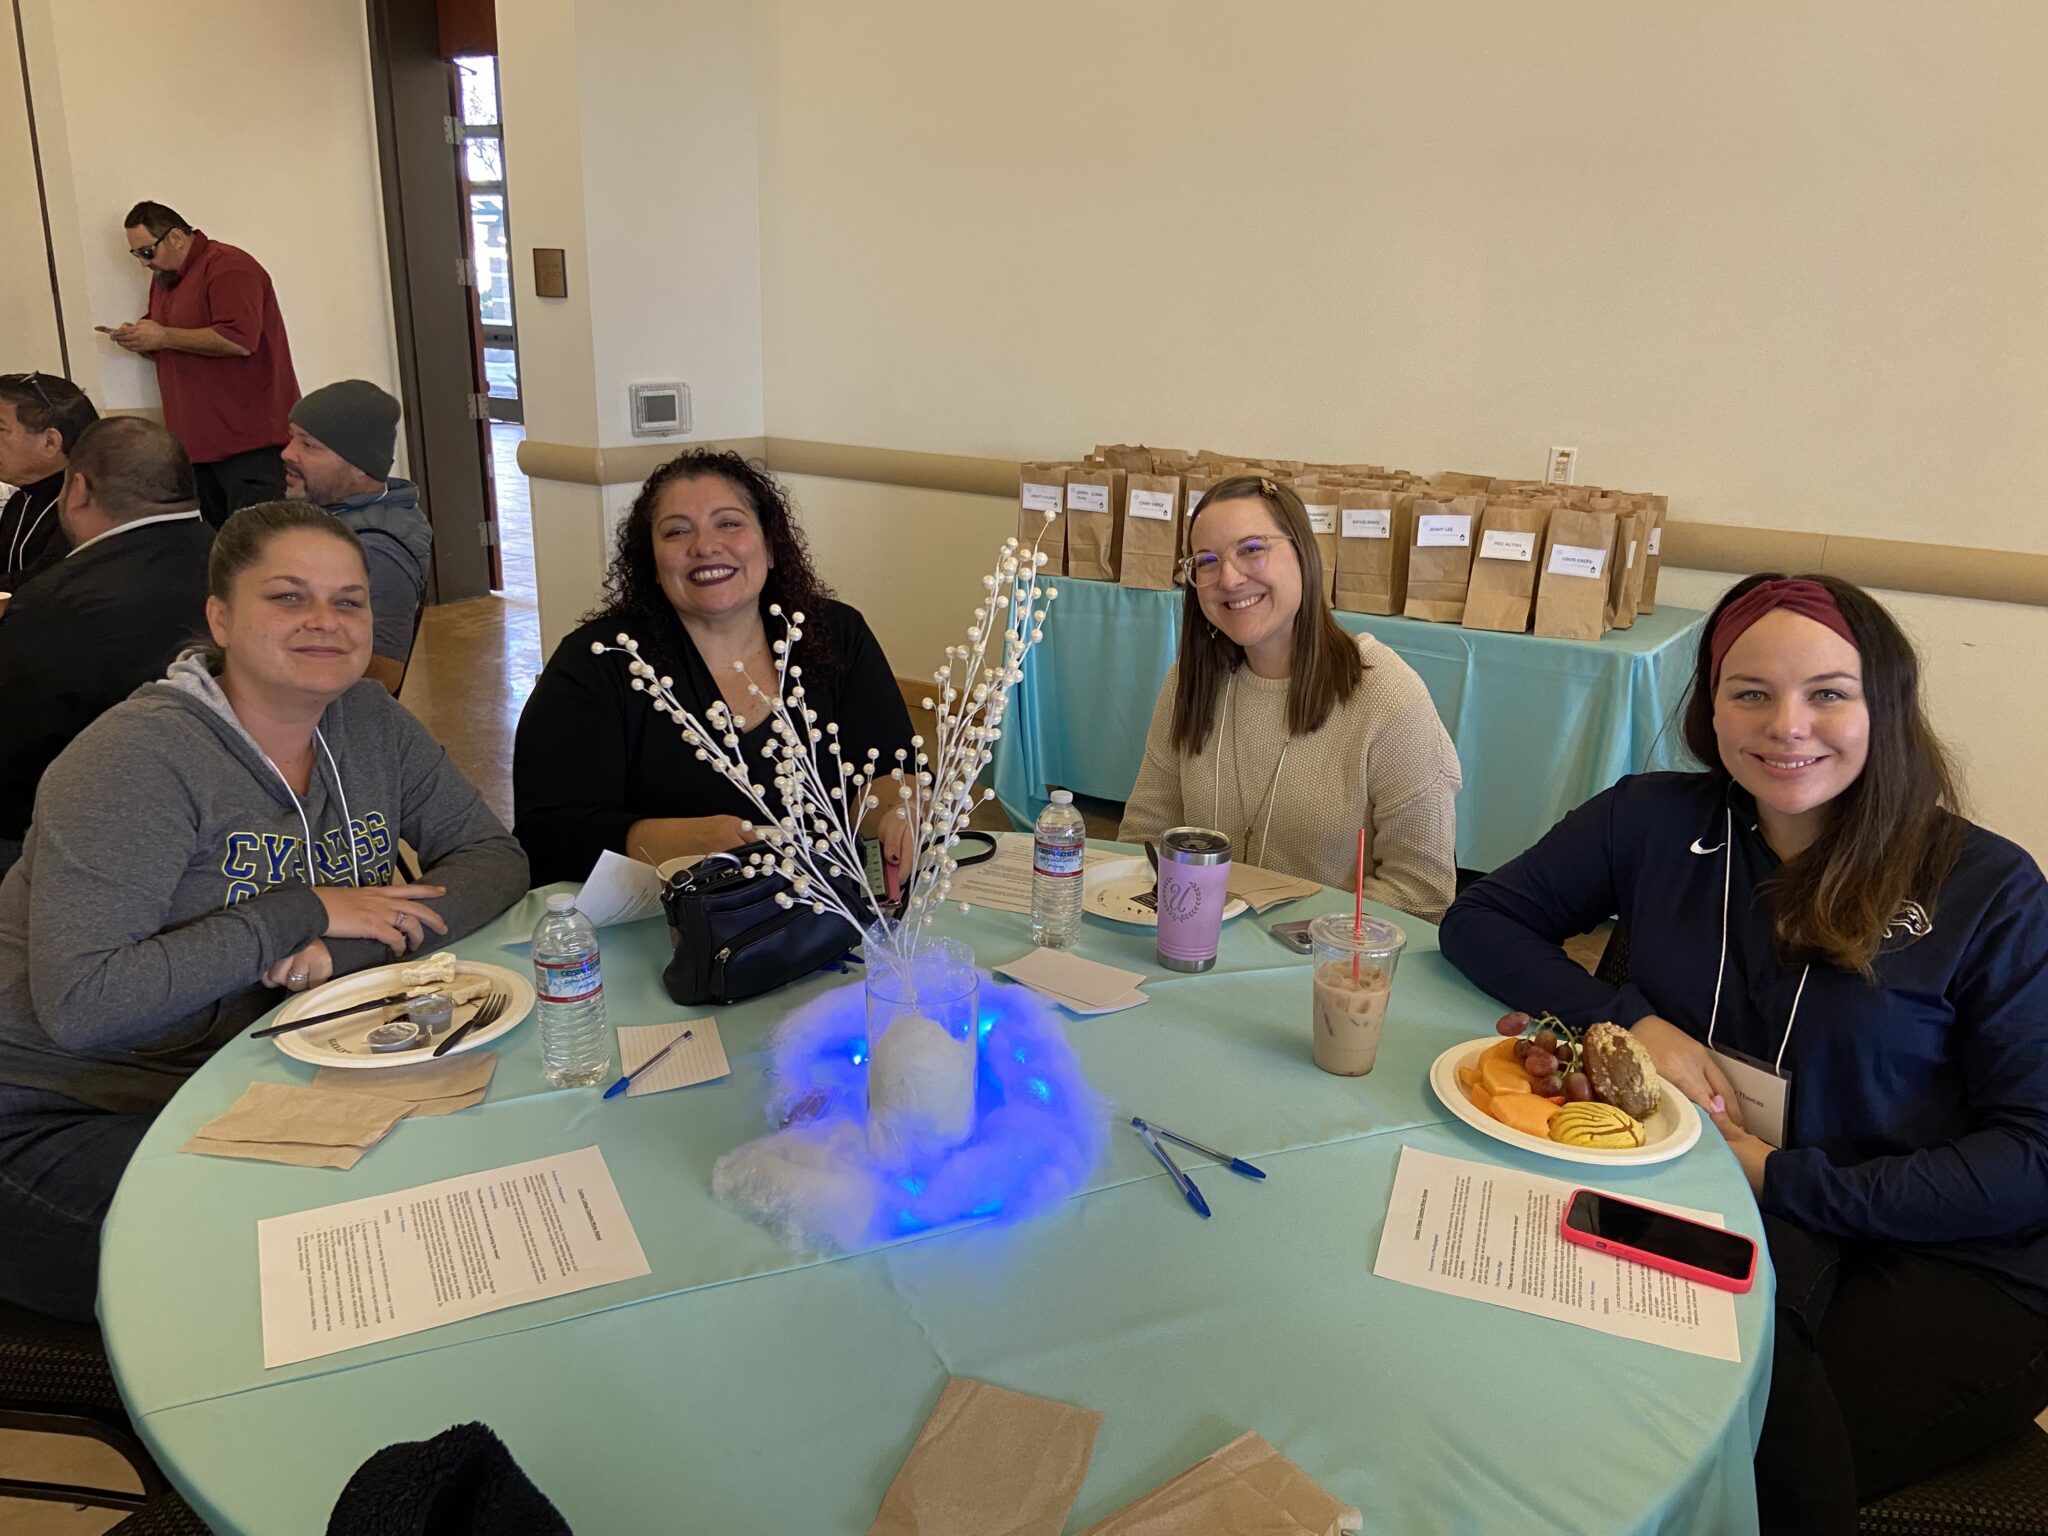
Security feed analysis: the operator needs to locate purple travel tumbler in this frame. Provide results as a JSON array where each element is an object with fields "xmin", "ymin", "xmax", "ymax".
[{"xmin": 1156, "ymin": 826, "xmax": 1232, "ymax": 973}]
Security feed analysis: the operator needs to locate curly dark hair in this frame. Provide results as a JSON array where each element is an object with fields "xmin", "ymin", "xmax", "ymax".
[{"xmin": 591, "ymin": 448, "xmax": 840, "ymax": 675}]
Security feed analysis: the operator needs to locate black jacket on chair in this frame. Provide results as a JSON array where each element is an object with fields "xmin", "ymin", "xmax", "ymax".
[{"xmin": 0, "ymin": 513, "xmax": 214, "ymax": 854}]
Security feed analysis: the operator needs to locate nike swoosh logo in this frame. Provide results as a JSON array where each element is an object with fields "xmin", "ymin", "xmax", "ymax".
[{"xmin": 1690, "ymin": 838, "xmax": 1725, "ymax": 855}]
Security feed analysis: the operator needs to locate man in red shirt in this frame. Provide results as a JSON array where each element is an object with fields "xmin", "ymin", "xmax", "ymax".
[{"xmin": 103, "ymin": 201, "xmax": 300, "ymax": 527}]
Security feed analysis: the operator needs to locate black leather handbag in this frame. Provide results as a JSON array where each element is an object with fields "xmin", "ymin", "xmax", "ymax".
[
  {"xmin": 658, "ymin": 848, "xmax": 869, "ymax": 1006},
  {"xmin": 656, "ymin": 833, "xmax": 1000, "ymax": 1006}
]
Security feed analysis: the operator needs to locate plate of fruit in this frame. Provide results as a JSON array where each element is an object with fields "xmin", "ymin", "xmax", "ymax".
[{"xmin": 1429, "ymin": 1012, "xmax": 1701, "ymax": 1166}]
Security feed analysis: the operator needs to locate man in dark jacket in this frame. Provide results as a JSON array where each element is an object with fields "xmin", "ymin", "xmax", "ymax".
[
  {"xmin": 282, "ymin": 379, "xmax": 434, "ymax": 694},
  {"xmin": 0, "ymin": 372, "xmax": 99, "ymax": 589},
  {"xmin": 0, "ymin": 417, "xmax": 212, "ymax": 875}
]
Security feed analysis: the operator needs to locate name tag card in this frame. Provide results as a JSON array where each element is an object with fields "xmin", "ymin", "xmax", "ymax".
[
  {"xmin": 1020, "ymin": 482, "xmax": 1061, "ymax": 514},
  {"xmin": 1066, "ymin": 483, "xmax": 1110, "ymax": 514},
  {"xmin": 1416, "ymin": 513, "xmax": 1471, "ymax": 548},
  {"xmin": 1479, "ymin": 529, "xmax": 1536, "ymax": 562},
  {"xmin": 1547, "ymin": 542, "xmax": 1608, "ymax": 580},
  {"xmin": 1303, "ymin": 503, "xmax": 1338, "ymax": 535},
  {"xmin": 1649, "ymin": 526, "xmax": 1663, "ymax": 555},
  {"xmin": 1627, "ymin": 539, "xmax": 1638, "ymax": 569},
  {"xmin": 1127, "ymin": 489, "xmax": 1175, "ymax": 522},
  {"xmin": 1342, "ymin": 507, "xmax": 1391, "ymax": 539}
]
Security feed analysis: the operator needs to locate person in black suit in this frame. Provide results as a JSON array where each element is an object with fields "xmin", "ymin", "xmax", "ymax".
[{"xmin": 0, "ymin": 417, "xmax": 214, "ymax": 875}]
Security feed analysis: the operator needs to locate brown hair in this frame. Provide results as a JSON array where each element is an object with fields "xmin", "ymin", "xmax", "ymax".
[
  {"xmin": 1170, "ymin": 475, "xmax": 1364, "ymax": 754},
  {"xmin": 1682, "ymin": 572, "xmax": 1964, "ymax": 976}
]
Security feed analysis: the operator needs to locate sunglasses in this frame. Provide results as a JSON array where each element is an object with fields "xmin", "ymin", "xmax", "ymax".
[
  {"xmin": 0, "ymin": 371, "xmax": 53, "ymax": 409},
  {"xmin": 1177, "ymin": 533, "xmax": 1296, "ymax": 589},
  {"xmin": 130, "ymin": 235, "xmax": 175, "ymax": 261}
]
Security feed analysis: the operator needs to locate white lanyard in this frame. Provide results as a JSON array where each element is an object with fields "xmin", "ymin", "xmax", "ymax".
[
  {"xmin": 1211, "ymin": 671, "xmax": 1289, "ymax": 868},
  {"xmin": 6, "ymin": 490, "xmax": 58, "ymax": 573},
  {"xmin": 1702, "ymin": 805, "xmax": 1807, "ymax": 1146}
]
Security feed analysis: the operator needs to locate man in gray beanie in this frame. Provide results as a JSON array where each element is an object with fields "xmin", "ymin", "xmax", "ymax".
[{"xmin": 282, "ymin": 379, "xmax": 434, "ymax": 693}]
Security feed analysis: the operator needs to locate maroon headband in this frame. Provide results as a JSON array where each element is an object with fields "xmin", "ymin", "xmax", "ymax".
[{"xmin": 1709, "ymin": 578, "xmax": 1858, "ymax": 685}]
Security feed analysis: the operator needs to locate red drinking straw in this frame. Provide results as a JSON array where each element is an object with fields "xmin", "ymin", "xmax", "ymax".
[{"xmin": 1352, "ymin": 829, "xmax": 1366, "ymax": 982}]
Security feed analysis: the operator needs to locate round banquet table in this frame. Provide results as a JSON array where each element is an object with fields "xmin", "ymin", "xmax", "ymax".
[{"xmin": 100, "ymin": 862, "xmax": 1774, "ymax": 1535}]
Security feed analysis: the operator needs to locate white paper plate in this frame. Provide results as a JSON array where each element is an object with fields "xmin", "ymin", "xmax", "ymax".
[
  {"xmin": 268, "ymin": 960, "xmax": 535, "ymax": 1069},
  {"xmin": 1428, "ymin": 1037, "xmax": 1702, "ymax": 1167},
  {"xmin": 1082, "ymin": 857, "xmax": 1251, "ymax": 928}
]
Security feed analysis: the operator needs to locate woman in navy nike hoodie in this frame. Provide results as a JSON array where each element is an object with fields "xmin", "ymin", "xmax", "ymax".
[{"xmin": 1441, "ymin": 574, "xmax": 2048, "ymax": 1536}]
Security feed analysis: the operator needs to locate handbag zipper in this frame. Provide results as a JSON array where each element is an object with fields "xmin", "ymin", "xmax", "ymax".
[{"xmin": 710, "ymin": 908, "xmax": 802, "ymax": 997}]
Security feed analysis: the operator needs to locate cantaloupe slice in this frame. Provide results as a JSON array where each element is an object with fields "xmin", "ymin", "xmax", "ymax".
[
  {"xmin": 1457, "ymin": 1066, "xmax": 1481, "ymax": 1091},
  {"xmin": 1480, "ymin": 1053, "xmax": 1534, "ymax": 1096},
  {"xmin": 1489, "ymin": 1093, "xmax": 1563, "ymax": 1138},
  {"xmin": 1467, "ymin": 1082, "xmax": 1496, "ymax": 1119},
  {"xmin": 1482, "ymin": 1039, "xmax": 1521, "ymax": 1065}
]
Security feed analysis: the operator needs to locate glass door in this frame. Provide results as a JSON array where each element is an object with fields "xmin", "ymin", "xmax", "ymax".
[{"xmin": 454, "ymin": 56, "xmax": 520, "ymax": 424}]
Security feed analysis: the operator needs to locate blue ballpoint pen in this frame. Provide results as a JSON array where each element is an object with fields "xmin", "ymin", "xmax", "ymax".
[
  {"xmin": 602, "ymin": 1030, "xmax": 693, "ymax": 1100},
  {"xmin": 1134, "ymin": 1121, "xmax": 1211, "ymax": 1219},
  {"xmin": 1131, "ymin": 1116, "xmax": 1267, "ymax": 1181}
]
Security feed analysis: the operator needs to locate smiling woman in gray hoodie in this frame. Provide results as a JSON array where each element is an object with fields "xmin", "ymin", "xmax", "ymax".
[{"xmin": 0, "ymin": 501, "xmax": 527, "ymax": 1320}]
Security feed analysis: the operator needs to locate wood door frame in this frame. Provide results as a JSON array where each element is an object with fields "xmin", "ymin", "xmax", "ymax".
[{"xmin": 364, "ymin": 0, "xmax": 497, "ymax": 603}]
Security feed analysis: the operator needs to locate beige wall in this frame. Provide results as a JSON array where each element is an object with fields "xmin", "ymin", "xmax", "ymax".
[
  {"xmin": 0, "ymin": 16, "xmax": 63, "ymax": 374},
  {"xmin": 754, "ymin": 1, "xmax": 2048, "ymax": 861},
  {"xmin": 13, "ymin": 0, "xmax": 399, "ymax": 426}
]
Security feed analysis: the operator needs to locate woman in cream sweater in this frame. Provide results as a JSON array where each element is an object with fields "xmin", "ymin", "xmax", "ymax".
[{"xmin": 1119, "ymin": 476, "xmax": 1461, "ymax": 922}]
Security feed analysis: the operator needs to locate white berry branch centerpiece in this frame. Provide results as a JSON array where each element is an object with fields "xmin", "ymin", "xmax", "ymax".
[{"xmin": 596, "ymin": 514, "xmax": 1060, "ymax": 1158}]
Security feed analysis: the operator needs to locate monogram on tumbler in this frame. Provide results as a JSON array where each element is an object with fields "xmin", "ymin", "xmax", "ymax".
[{"xmin": 1155, "ymin": 826, "xmax": 1232, "ymax": 973}]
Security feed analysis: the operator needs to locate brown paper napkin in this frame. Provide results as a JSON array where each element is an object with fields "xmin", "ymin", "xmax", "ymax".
[
  {"xmin": 869, "ymin": 1377, "xmax": 1103, "ymax": 1536},
  {"xmin": 1227, "ymin": 865, "xmax": 1321, "ymax": 915},
  {"xmin": 180, "ymin": 1081, "xmax": 415, "ymax": 1170},
  {"xmin": 313, "ymin": 1051, "xmax": 497, "ymax": 1116},
  {"xmin": 1077, "ymin": 1432, "xmax": 1362, "ymax": 1536}
]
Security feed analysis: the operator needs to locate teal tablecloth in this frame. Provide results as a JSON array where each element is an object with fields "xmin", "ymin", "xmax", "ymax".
[
  {"xmin": 101, "ymin": 876, "xmax": 1771, "ymax": 1535},
  {"xmin": 994, "ymin": 580, "xmax": 1706, "ymax": 870}
]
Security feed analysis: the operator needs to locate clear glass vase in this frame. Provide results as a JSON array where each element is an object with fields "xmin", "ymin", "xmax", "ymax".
[{"xmin": 864, "ymin": 935, "xmax": 979, "ymax": 1161}]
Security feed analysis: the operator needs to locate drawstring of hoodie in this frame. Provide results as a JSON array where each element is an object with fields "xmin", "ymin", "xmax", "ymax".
[{"xmin": 261, "ymin": 730, "xmax": 363, "ymax": 890}]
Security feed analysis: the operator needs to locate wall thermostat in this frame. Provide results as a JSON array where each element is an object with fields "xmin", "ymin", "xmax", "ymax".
[{"xmin": 629, "ymin": 382, "xmax": 690, "ymax": 437}]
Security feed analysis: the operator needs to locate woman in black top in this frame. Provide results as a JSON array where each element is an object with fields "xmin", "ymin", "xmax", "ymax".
[{"xmin": 514, "ymin": 450, "xmax": 915, "ymax": 886}]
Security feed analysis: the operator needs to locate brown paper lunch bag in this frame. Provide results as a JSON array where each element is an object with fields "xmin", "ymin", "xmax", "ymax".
[
  {"xmin": 1432, "ymin": 471, "xmax": 1493, "ymax": 494},
  {"xmin": 1402, "ymin": 494, "xmax": 1482, "ymax": 623},
  {"xmin": 1533, "ymin": 507, "xmax": 1618, "ymax": 640},
  {"xmin": 1062, "ymin": 464, "xmax": 1124, "ymax": 581},
  {"xmin": 1602, "ymin": 508, "xmax": 1646, "ymax": 631},
  {"xmin": 1635, "ymin": 494, "xmax": 1670, "ymax": 612},
  {"xmin": 1118, "ymin": 472, "xmax": 1182, "ymax": 591},
  {"xmin": 1017, "ymin": 463, "xmax": 1068, "ymax": 573},
  {"xmin": 1094, "ymin": 443, "xmax": 1158, "ymax": 474},
  {"xmin": 1332, "ymin": 487, "xmax": 1410, "ymax": 615},
  {"xmin": 1461, "ymin": 501, "xmax": 1550, "ymax": 633},
  {"xmin": 1291, "ymin": 478, "xmax": 1342, "ymax": 604}
]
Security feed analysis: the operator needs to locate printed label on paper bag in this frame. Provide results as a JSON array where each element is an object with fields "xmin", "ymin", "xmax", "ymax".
[
  {"xmin": 1628, "ymin": 539, "xmax": 1638, "ymax": 569},
  {"xmin": 1020, "ymin": 482, "xmax": 1061, "ymax": 514},
  {"xmin": 1547, "ymin": 543, "xmax": 1608, "ymax": 580},
  {"xmin": 1342, "ymin": 507, "xmax": 1391, "ymax": 539},
  {"xmin": 1416, "ymin": 513, "xmax": 1472, "ymax": 548},
  {"xmin": 1128, "ymin": 489, "xmax": 1175, "ymax": 522},
  {"xmin": 1304, "ymin": 503, "xmax": 1338, "ymax": 535},
  {"xmin": 1479, "ymin": 529, "xmax": 1536, "ymax": 562},
  {"xmin": 1066, "ymin": 483, "xmax": 1110, "ymax": 514},
  {"xmin": 1649, "ymin": 527, "xmax": 1663, "ymax": 556}
]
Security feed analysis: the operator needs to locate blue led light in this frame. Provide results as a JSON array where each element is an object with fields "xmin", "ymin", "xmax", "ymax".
[{"xmin": 742, "ymin": 970, "xmax": 1106, "ymax": 1248}]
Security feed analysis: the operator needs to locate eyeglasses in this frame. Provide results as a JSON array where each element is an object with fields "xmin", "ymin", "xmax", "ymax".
[
  {"xmin": 130, "ymin": 235, "xmax": 173, "ymax": 261},
  {"xmin": 0, "ymin": 372, "xmax": 53, "ymax": 409},
  {"xmin": 1178, "ymin": 533, "xmax": 1296, "ymax": 589}
]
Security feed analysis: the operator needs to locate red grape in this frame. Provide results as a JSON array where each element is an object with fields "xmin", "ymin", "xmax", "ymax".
[
  {"xmin": 1524, "ymin": 1048, "xmax": 1557, "ymax": 1079},
  {"xmin": 1535, "ymin": 1071, "xmax": 1566, "ymax": 1095},
  {"xmin": 1495, "ymin": 1011, "xmax": 1532, "ymax": 1038},
  {"xmin": 1532, "ymin": 1030, "xmax": 1559, "ymax": 1055},
  {"xmin": 1564, "ymin": 1072, "xmax": 1594, "ymax": 1102},
  {"xmin": 1513, "ymin": 1038, "xmax": 1533, "ymax": 1061}
]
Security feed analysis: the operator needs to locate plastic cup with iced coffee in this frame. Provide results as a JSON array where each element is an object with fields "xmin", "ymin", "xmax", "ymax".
[{"xmin": 1309, "ymin": 913, "xmax": 1406, "ymax": 1076}]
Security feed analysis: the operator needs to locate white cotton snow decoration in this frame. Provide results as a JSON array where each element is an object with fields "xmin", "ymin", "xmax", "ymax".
[{"xmin": 866, "ymin": 1014, "xmax": 975, "ymax": 1159}]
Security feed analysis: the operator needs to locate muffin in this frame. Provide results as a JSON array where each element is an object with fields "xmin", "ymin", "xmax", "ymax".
[{"xmin": 1581, "ymin": 1022, "xmax": 1661, "ymax": 1121}]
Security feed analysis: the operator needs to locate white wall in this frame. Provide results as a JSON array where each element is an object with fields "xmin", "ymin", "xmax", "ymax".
[{"xmin": 19, "ymin": 0, "xmax": 399, "ymax": 419}]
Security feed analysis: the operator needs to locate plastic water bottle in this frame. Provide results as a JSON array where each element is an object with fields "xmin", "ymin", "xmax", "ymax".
[
  {"xmin": 1030, "ymin": 789, "xmax": 1087, "ymax": 949},
  {"xmin": 532, "ymin": 894, "xmax": 610, "ymax": 1087}
]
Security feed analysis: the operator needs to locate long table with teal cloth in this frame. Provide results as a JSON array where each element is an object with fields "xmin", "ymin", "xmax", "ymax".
[
  {"xmin": 100, "ymin": 871, "xmax": 1772, "ymax": 1535},
  {"xmin": 994, "ymin": 579, "xmax": 1706, "ymax": 870}
]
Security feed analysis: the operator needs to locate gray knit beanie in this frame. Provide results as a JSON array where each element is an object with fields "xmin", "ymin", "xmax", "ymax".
[{"xmin": 289, "ymin": 380, "xmax": 400, "ymax": 481}]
